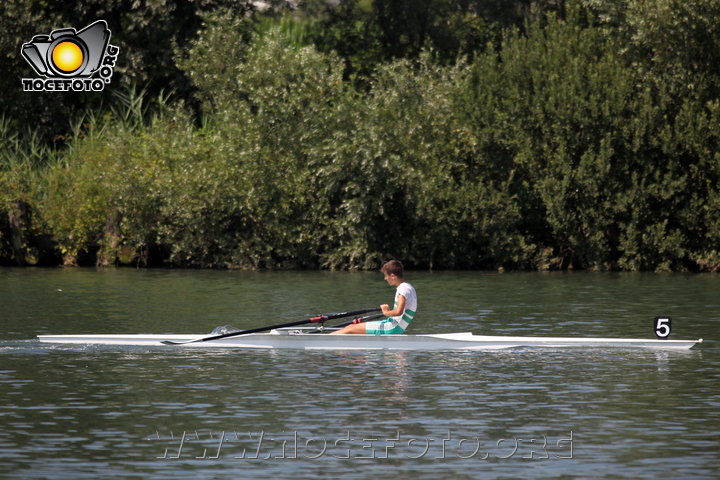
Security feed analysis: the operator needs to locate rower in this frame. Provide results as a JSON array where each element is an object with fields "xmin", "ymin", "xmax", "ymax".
[{"xmin": 331, "ymin": 260, "xmax": 417, "ymax": 335}]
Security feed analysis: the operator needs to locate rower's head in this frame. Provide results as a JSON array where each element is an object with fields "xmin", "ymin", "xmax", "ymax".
[{"xmin": 381, "ymin": 260, "xmax": 404, "ymax": 286}]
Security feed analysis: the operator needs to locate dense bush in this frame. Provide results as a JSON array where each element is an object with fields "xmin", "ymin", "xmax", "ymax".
[{"xmin": 1, "ymin": 3, "xmax": 719, "ymax": 271}]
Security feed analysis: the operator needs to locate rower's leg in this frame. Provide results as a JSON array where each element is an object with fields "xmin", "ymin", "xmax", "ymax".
[{"xmin": 329, "ymin": 323, "xmax": 367, "ymax": 335}]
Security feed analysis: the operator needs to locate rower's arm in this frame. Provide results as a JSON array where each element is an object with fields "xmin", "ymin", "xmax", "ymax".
[{"xmin": 381, "ymin": 294, "xmax": 406, "ymax": 317}]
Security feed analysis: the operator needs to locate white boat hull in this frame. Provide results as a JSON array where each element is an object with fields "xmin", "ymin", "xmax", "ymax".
[{"xmin": 36, "ymin": 331, "xmax": 702, "ymax": 350}]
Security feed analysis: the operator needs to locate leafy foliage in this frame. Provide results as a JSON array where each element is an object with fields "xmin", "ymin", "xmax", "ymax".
[{"xmin": 1, "ymin": 3, "xmax": 719, "ymax": 271}]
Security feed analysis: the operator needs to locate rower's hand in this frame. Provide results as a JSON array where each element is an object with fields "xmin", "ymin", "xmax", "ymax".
[{"xmin": 381, "ymin": 304, "xmax": 391, "ymax": 316}]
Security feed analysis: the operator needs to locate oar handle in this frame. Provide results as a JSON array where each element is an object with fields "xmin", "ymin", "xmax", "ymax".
[
  {"xmin": 309, "ymin": 308, "xmax": 381, "ymax": 323},
  {"xmin": 332, "ymin": 313, "xmax": 385, "ymax": 329},
  {"xmin": 351, "ymin": 313, "xmax": 385, "ymax": 324}
]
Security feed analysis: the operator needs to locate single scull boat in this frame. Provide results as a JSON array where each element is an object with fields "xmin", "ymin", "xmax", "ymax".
[{"xmin": 37, "ymin": 328, "xmax": 702, "ymax": 350}]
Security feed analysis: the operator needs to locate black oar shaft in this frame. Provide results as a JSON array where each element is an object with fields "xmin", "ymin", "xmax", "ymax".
[{"xmin": 162, "ymin": 308, "xmax": 380, "ymax": 345}]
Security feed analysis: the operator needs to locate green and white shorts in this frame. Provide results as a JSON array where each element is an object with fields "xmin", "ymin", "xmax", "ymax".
[{"xmin": 365, "ymin": 318, "xmax": 406, "ymax": 335}]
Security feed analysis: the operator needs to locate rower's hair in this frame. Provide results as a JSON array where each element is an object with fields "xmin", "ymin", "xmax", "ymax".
[{"xmin": 380, "ymin": 260, "xmax": 404, "ymax": 277}]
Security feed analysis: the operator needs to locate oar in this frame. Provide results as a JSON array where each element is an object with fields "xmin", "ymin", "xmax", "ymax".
[
  {"xmin": 330, "ymin": 313, "xmax": 385, "ymax": 329},
  {"xmin": 161, "ymin": 308, "xmax": 381, "ymax": 345},
  {"xmin": 307, "ymin": 313, "xmax": 386, "ymax": 334}
]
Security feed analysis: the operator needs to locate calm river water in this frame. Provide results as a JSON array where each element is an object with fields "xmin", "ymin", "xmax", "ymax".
[{"xmin": 0, "ymin": 268, "xmax": 718, "ymax": 479}]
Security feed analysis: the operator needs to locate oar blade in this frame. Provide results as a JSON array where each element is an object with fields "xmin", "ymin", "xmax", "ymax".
[{"xmin": 161, "ymin": 338, "xmax": 202, "ymax": 345}]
